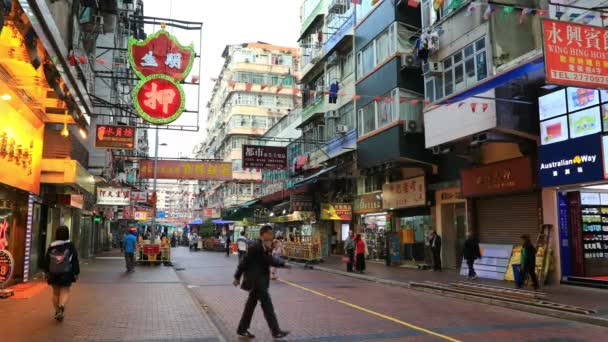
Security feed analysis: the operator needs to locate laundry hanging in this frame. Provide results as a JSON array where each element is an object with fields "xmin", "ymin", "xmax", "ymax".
[{"xmin": 328, "ymin": 82, "xmax": 339, "ymax": 104}]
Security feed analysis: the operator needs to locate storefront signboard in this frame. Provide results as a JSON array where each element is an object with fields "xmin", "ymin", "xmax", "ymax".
[
  {"xmin": 539, "ymin": 133, "xmax": 604, "ymax": 187},
  {"xmin": 558, "ymin": 193, "xmax": 572, "ymax": 279},
  {"xmin": 382, "ymin": 176, "xmax": 426, "ymax": 210},
  {"xmin": 580, "ymin": 192, "xmax": 601, "ymax": 205},
  {"xmin": 204, "ymin": 208, "xmax": 221, "ymax": 218},
  {"xmin": 270, "ymin": 211, "xmax": 315, "ymax": 223},
  {"xmin": 0, "ymin": 249, "xmax": 14, "ymax": 286},
  {"xmin": 0, "ymin": 110, "xmax": 44, "ymax": 194},
  {"xmin": 353, "ymin": 192, "xmax": 383, "ymax": 214},
  {"xmin": 97, "ymin": 187, "xmax": 131, "ymax": 206},
  {"xmin": 290, "ymin": 195, "xmax": 313, "ymax": 212},
  {"xmin": 58, "ymin": 194, "xmax": 84, "ymax": 209},
  {"xmin": 461, "ymin": 157, "xmax": 534, "ymax": 197},
  {"xmin": 139, "ymin": 160, "xmax": 232, "ymax": 180},
  {"xmin": 569, "ymin": 106, "xmax": 601, "ymax": 139},
  {"xmin": 543, "ymin": 19, "xmax": 608, "ymax": 89},
  {"xmin": 95, "ymin": 125, "xmax": 136, "ymax": 149},
  {"xmin": 122, "ymin": 206, "xmax": 134, "ymax": 220},
  {"xmin": 320, "ymin": 203, "xmax": 352, "ymax": 221},
  {"xmin": 129, "ymin": 30, "xmax": 195, "ymax": 124},
  {"xmin": 242, "ymin": 145, "xmax": 287, "ymax": 170},
  {"xmin": 539, "ymin": 89, "xmax": 567, "ymax": 120},
  {"xmin": 134, "ymin": 211, "xmax": 148, "ymax": 221},
  {"xmin": 131, "ymin": 191, "xmax": 148, "ymax": 203}
]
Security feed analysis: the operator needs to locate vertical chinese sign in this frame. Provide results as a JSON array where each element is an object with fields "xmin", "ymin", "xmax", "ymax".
[
  {"xmin": 128, "ymin": 30, "xmax": 195, "ymax": 124},
  {"xmin": 543, "ymin": 19, "xmax": 608, "ymax": 89}
]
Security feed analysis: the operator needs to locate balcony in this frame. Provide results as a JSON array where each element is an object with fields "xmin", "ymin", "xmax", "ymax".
[
  {"xmin": 325, "ymin": 12, "xmax": 354, "ymax": 53},
  {"xmin": 301, "ymin": 0, "xmax": 326, "ymax": 35}
]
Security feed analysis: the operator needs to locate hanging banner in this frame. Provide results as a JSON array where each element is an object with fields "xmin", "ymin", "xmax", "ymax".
[
  {"xmin": 97, "ymin": 187, "xmax": 131, "ymax": 206},
  {"xmin": 543, "ymin": 19, "xmax": 608, "ymax": 89},
  {"xmin": 129, "ymin": 30, "xmax": 195, "ymax": 124},
  {"xmin": 320, "ymin": 203, "xmax": 352, "ymax": 221},
  {"xmin": 242, "ymin": 145, "xmax": 288, "ymax": 170},
  {"xmin": 382, "ymin": 176, "xmax": 426, "ymax": 209},
  {"xmin": 95, "ymin": 125, "xmax": 136, "ymax": 149},
  {"xmin": 139, "ymin": 160, "xmax": 232, "ymax": 180}
]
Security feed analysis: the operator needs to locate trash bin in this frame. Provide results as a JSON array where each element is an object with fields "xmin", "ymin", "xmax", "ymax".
[{"xmin": 512, "ymin": 264, "xmax": 521, "ymax": 285}]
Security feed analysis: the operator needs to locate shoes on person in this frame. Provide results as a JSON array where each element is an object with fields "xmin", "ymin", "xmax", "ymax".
[
  {"xmin": 55, "ymin": 305, "xmax": 64, "ymax": 322},
  {"xmin": 470, "ymin": 275, "xmax": 478, "ymax": 280},
  {"xmin": 272, "ymin": 330, "xmax": 290, "ymax": 339},
  {"xmin": 237, "ymin": 330, "xmax": 255, "ymax": 339}
]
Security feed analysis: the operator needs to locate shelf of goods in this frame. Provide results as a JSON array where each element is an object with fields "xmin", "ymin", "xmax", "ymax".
[
  {"xmin": 283, "ymin": 242, "xmax": 321, "ymax": 262},
  {"xmin": 581, "ymin": 206, "xmax": 608, "ymax": 260}
]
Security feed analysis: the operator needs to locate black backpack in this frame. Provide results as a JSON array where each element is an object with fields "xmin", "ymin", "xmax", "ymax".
[{"xmin": 49, "ymin": 246, "xmax": 72, "ymax": 274}]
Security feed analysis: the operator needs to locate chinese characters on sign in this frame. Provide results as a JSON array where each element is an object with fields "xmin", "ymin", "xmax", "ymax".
[
  {"xmin": 290, "ymin": 196, "xmax": 313, "ymax": 212},
  {"xmin": 382, "ymin": 177, "xmax": 426, "ymax": 210},
  {"xmin": 128, "ymin": 30, "xmax": 195, "ymax": 124},
  {"xmin": 321, "ymin": 203, "xmax": 353, "ymax": 221},
  {"xmin": 462, "ymin": 157, "xmax": 534, "ymax": 196},
  {"xmin": 242, "ymin": 145, "xmax": 288, "ymax": 170},
  {"xmin": 95, "ymin": 125, "xmax": 136, "ymax": 149},
  {"xmin": 353, "ymin": 192, "xmax": 383, "ymax": 214},
  {"xmin": 97, "ymin": 187, "xmax": 131, "ymax": 206},
  {"xmin": 543, "ymin": 20, "xmax": 608, "ymax": 89},
  {"xmin": 139, "ymin": 160, "xmax": 233, "ymax": 180}
]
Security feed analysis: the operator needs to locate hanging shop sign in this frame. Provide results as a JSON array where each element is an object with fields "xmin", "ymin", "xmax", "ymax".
[
  {"xmin": 0, "ymin": 110, "xmax": 44, "ymax": 194},
  {"xmin": 543, "ymin": 19, "xmax": 608, "ymax": 89},
  {"xmin": 97, "ymin": 187, "xmax": 131, "ymax": 206},
  {"xmin": 242, "ymin": 145, "xmax": 287, "ymax": 170},
  {"xmin": 134, "ymin": 211, "xmax": 148, "ymax": 221},
  {"xmin": 203, "ymin": 208, "xmax": 221, "ymax": 218},
  {"xmin": 128, "ymin": 30, "xmax": 195, "ymax": 124},
  {"xmin": 320, "ymin": 203, "xmax": 352, "ymax": 221},
  {"xmin": 122, "ymin": 206, "xmax": 134, "ymax": 220},
  {"xmin": 130, "ymin": 191, "xmax": 148, "ymax": 203},
  {"xmin": 270, "ymin": 211, "xmax": 316, "ymax": 223},
  {"xmin": 290, "ymin": 195, "xmax": 313, "ymax": 212},
  {"xmin": 139, "ymin": 160, "xmax": 232, "ymax": 180},
  {"xmin": 95, "ymin": 124, "xmax": 136, "ymax": 149},
  {"xmin": 353, "ymin": 192, "xmax": 383, "ymax": 214},
  {"xmin": 539, "ymin": 133, "xmax": 604, "ymax": 187},
  {"xmin": 57, "ymin": 194, "xmax": 84, "ymax": 209},
  {"xmin": 382, "ymin": 177, "xmax": 426, "ymax": 210},
  {"xmin": 461, "ymin": 156, "xmax": 535, "ymax": 197}
]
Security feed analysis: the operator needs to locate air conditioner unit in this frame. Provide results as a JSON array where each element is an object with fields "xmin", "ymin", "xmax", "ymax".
[
  {"xmin": 401, "ymin": 54, "xmax": 418, "ymax": 69},
  {"xmin": 404, "ymin": 120, "xmax": 418, "ymax": 133},
  {"xmin": 423, "ymin": 61, "xmax": 443, "ymax": 75},
  {"xmin": 326, "ymin": 110, "xmax": 340, "ymax": 119},
  {"xmin": 336, "ymin": 125, "xmax": 349, "ymax": 134}
]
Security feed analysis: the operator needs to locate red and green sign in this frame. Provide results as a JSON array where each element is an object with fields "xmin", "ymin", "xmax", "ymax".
[{"xmin": 128, "ymin": 30, "xmax": 195, "ymax": 125}]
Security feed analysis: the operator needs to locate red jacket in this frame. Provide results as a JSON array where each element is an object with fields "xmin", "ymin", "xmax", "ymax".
[{"xmin": 355, "ymin": 239, "xmax": 366, "ymax": 254}]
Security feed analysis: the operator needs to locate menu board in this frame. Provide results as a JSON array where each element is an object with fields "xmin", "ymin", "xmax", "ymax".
[
  {"xmin": 539, "ymin": 89, "xmax": 567, "ymax": 120},
  {"xmin": 567, "ymin": 87, "xmax": 600, "ymax": 112}
]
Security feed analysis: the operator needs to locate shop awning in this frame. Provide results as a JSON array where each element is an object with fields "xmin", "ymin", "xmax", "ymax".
[
  {"xmin": 212, "ymin": 219, "xmax": 235, "ymax": 225},
  {"xmin": 294, "ymin": 165, "xmax": 337, "ymax": 187},
  {"xmin": 438, "ymin": 55, "xmax": 544, "ymax": 105},
  {"xmin": 40, "ymin": 159, "xmax": 96, "ymax": 194},
  {"xmin": 189, "ymin": 218, "xmax": 203, "ymax": 225},
  {"xmin": 239, "ymin": 199, "xmax": 260, "ymax": 208}
]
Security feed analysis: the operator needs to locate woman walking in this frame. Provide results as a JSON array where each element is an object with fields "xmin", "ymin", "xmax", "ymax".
[
  {"xmin": 355, "ymin": 234, "xmax": 366, "ymax": 274},
  {"xmin": 517, "ymin": 234, "xmax": 539, "ymax": 291},
  {"xmin": 41, "ymin": 226, "xmax": 80, "ymax": 322}
]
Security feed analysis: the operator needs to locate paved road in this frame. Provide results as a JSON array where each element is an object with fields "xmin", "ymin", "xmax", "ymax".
[{"xmin": 173, "ymin": 248, "xmax": 608, "ymax": 342}]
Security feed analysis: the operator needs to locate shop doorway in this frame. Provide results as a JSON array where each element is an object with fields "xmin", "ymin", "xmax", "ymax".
[
  {"xmin": 441, "ymin": 203, "xmax": 467, "ymax": 269},
  {"xmin": 361, "ymin": 213, "xmax": 387, "ymax": 262},
  {"xmin": 28, "ymin": 203, "xmax": 43, "ymax": 277}
]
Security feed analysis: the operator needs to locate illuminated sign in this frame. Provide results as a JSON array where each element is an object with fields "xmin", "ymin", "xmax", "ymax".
[
  {"xmin": 382, "ymin": 177, "xmax": 426, "ymax": 209},
  {"xmin": 95, "ymin": 124, "xmax": 136, "ymax": 149},
  {"xmin": 569, "ymin": 106, "xmax": 601, "ymax": 139},
  {"xmin": 134, "ymin": 211, "xmax": 148, "ymax": 221},
  {"xmin": 128, "ymin": 30, "xmax": 195, "ymax": 125},
  {"xmin": 320, "ymin": 203, "xmax": 352, "ymax": 221},
  {"xmin": 139, "ymin": 160, "xmax": 232, "ymax": 180},
  {"xmin": 97, "ymin": 187, "xmax": 131, "ymax": 206},
  {"xmin": 538, "ymin": 89, "xmax": 567, "ymax": 120}
]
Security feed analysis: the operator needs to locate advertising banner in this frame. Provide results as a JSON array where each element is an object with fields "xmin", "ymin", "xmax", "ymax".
[
  {"xmin": 97, "ymin": 187, "xmax": 131, "ymax": 206},
  {"xmin": 543, "ymin": 19, "xmax": 608, "ymax": 89},
  {"xmin": 382, "ymin": 177, "xmax": 426, "ymax": 210},
  {"xmin": 320, "ymin": 203, "xmax": 352, "ymax": 221},
  {"xmin": 139, "ymin": 160, "xmax": 232, "ymax": 180},
  {"xmin": 461, "ymin": 157, "xmax": 534, "ymax": 197},
  {"xmin": 95, "ymin": 125, "xmax": 136, "ymax": 149},
  {"xmin": 242, "ymin": 145, "xmax": 288, "ymax": 170},
  {"xmin": 538, "ymin": 133, "xmax": 604, "ymax": 187}
]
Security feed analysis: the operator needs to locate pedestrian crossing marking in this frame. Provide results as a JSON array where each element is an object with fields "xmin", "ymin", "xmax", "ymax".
[{"xmin": 280, "ymin": 280, "xmax": 462, "ymax": 342}]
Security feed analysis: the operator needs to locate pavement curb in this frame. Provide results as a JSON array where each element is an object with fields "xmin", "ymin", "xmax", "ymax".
[{"xmin": 297, "ymin": 263, "xmax": 608, "ymax": 329}]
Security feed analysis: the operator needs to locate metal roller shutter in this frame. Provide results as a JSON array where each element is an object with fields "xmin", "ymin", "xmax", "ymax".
[{"xmin": 476, "ymin": 193, "xmax": 539, "ymax": 244}]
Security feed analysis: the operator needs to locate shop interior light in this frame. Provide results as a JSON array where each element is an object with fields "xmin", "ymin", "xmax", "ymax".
[
  {"xmin": 0, "ymin": 93, "xmax": 11, "ymax": 101},
  {"xmin": 79, "ymin": 127, "xmax": 88, "ymax": 139},
  {"xmin": 60, "ymin": 111, "xmax": 69, "ymax": 137}
]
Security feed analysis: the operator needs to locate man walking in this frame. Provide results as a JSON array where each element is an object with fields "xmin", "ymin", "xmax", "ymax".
[
  {"xmin": 463, "ymin": 231, "xmax": 482, "ymax": 279},
  {"xmin": 344, "ymin": 230, "xmax": 355, "ymax": 272},
  {"xmin": 225, "ymin": 233, "xmax": 232, "ymax": 257},
  {"xmin": 233, "ymin": 225, "xmax": 289, "ymax": 339},
  {"xmin": 430, "ymin": 230, "xmax": 442, "ymax": 271},
  {"xmin": 236, "ymin": 230, "xmax": 249, "ymax": 262},
  {"xmin": 123, "ymin": 228, "xmax": 137, "ymax": 273}
]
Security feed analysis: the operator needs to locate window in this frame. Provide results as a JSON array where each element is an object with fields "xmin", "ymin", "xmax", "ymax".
[
  {"xmin": 358, "ymin": 89, "xmax": 423, "ymax": 135},
  {"xmin": 339, "ymin": 102, "xmax": 355, "ymax": 130},
  {"xmin": 421, "ymin": 0, "xmax": 438, "ymax": 28},
  {"xmin": 271, "ymin": 54, "xmax": 284, "ymax": 65},
  {"xmin": 364, "ymin": 174, "xmax": 383, "ymax": 193},
  {"xmin": 378, "ymin": 94, "xmax": 395, "ymax": 128},
  {"xmin": 357, "ymin": 24, "xmax": 399, "ymax": 79},
  {"xmin": 256, "ymin": 54, "xmax": 269, "ymax": 65},
  {"xmin": 232, "ymin": 160, "xmax": 243, "ymax": 172},
  {"xmin": 439, "ymin": 37, "xmax": 487, "ymax": 101},
  {"xmin": 342, "ymin": 51, "xmax": 354, "ymax": 77},
  {"xmin": 359, "ymin": 103, "xmax": 376, "ymax": 135}
]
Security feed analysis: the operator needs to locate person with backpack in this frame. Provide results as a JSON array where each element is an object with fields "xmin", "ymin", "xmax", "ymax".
[{"xmin": 41, "ymin": 226, "xmax": 80, "ymax": 322}]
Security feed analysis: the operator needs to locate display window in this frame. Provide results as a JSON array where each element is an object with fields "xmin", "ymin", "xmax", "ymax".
[{"xmin": 361, "ymin": 213, "xmax": 387, "ymax": 262}]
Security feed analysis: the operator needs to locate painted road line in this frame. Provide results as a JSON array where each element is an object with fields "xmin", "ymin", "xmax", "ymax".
[{"xmin": 281, "ymin": 279, "xmax": 462, "ymax": 342}]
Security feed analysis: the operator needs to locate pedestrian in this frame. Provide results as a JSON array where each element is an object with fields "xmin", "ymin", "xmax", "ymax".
[
  {"xmin": 355, "ymin": 233, "xmax": 366, "ymax": 274},
  {"xmin": 237, "ymin": 230, "xmax": 248, "ymax": 262},
  {"xmin": 430, "ymin": 230, "xmax": 442, "ymax": 271},
  {"xmin": 344, "ymin": 230, "xmax": 355, "ymax": 272},
  {"xmin": 123, "ymin": 228, "xmax": 137, "ymax": 273},
  {"xmin": 233, "ymin": 225, "xmax": 290, "ymax": 339},
  {"xmin": 120, "ymin": 231, "xmax": 126, "ymax": 252},
  {"xmin": 226, "ymin": 233, "xmax": 232, "ymax": 257},
  {"xmin": 463, "ymin": 231, "xmax": 482, "ymax": 280},
  {"xmin": 330, "ymin": 230, "xmax": 337, "ymax": 254},
  {"xmin": 517, "ymin": 234, "xmax": 539, "ymax": 290},
  {"xmin": 271, "ymin": 238, "xmax": 284, "ymax": 280},
  {"xmin": 41, "ymin": 225, "xmax": 80, "ymax": 322}
]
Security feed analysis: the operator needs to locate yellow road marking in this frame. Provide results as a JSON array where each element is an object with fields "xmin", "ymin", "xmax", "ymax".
[{"xmin": 280, "ymin": 279, "xmax": 462, "ymax": 342}]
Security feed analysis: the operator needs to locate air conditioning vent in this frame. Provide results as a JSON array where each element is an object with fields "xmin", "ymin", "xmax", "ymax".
[
  {"xmin": 401, "ymin": 54, "xmax": 418, "ymax": 69},
  {"xmin": 336, "ymin": 125, "xmax": 349, "ymax": 134},
  {"xmin": 326, "ymin": 110, "xmax": 340, "ymax": 119}
]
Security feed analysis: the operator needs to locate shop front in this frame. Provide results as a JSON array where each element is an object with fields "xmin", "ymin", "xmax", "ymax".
[
  {"xmin": 539, "ymin": 130, "xmax": 608, "ymax": 284},
  {"xmin": 434, "ymin": 186, "xmax": 468, "ymax": 270},
  {"xmin": 382, "ymin": 176, "xmax": 430, "ymax": 267},
  {"xmin": 353, "ymin": 192, "xmax": 385, "ymax": 262},
  {"xmin": 320, "ymin": 203, "xmax": 352, "ymax": 255},
  {"xmin": 271, "ymin": 211, "xmax": 320, "ymax": 262}
]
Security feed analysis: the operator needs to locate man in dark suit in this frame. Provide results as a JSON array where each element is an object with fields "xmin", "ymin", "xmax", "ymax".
[
  {"xmin": 233, "ymin": 225, "xmax": 289, "ymax": 339},
  {"xmin": 430, "ymin": 230, "xmax": 442, "ymax": 271}
]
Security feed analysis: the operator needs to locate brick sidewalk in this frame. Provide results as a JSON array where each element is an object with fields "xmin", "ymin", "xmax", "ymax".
[
  {"xmin": 0, "ymin": 253, "xmax": 223, "ymax": 342},
  {"xmin": 313, "ymin": 255, "xmax": 608, "ymax": 317}
]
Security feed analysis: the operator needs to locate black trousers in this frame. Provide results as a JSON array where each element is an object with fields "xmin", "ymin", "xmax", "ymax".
[
  {"xmin": 124, "ymin": 252, "xmax": 135, "ymax": 272},
  {"xmin": 432, "ymin": 249, "xmax": 442, "ymax": 270},
  {"xmin": 346, "ymin": 250, "xmax": 354, "ymax": 272},
  {"xmin": 238, "ymin": 251, "xmax": 246, "ymax": 263},
  {"xmin": 238, "ymin": 289, "xmax": 280, "ymax": 334},
  {"xmin": 356, "ymin": 253, "xmax": 366, "ymax": 272},
  {"xmin": 466, "ymin": 258, "xmax": 476, "ymax": 277},
  {"xmin": 518, "ymin": 265, "xmax": 539, "ymax": 289},
  {"xmin": 226, "ymin": 244, "xmax": 231, "ymax": 256}
]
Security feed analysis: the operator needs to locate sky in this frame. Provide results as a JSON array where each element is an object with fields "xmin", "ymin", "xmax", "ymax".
[{"xmin": 144, "ymin": 0, "xmax": 301, "ymax": 158}]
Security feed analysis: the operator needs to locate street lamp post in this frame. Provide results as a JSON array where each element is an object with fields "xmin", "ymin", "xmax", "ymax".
[{"xmin": 150, "ymin": 126, "xmax": 167, "ymax": 243}]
